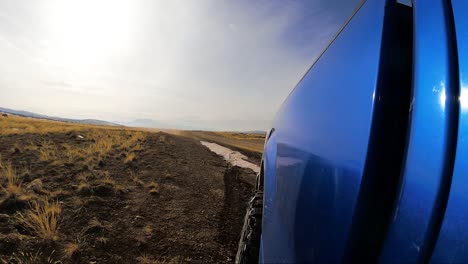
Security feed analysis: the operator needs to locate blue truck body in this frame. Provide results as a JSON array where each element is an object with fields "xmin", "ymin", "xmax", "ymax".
[{"xmin": 258, "ymin": 0, "xmax": 468, "ymax": 262}]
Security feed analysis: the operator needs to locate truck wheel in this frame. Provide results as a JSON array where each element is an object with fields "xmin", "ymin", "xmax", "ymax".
[{"xmin": 236, "ymin": 190, "xmax": 263, "ymax": 264}]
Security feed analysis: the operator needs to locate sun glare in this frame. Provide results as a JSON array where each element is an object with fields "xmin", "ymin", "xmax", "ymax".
[{"xmin": 42, "ymin": 0, "xmax": 136, "ymax": 68}]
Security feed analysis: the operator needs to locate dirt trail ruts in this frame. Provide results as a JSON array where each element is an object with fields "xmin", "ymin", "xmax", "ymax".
[{"xmin": 0, "ymin": 131, "xmax": 256, "ymax": 263}]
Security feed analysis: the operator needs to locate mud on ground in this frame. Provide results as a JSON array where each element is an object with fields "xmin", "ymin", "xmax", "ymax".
[
  {"xmin": 180, "ymin": 131, "xmax": 264, "ymax": 165},
  {"xmin": 0, "ymin": 128, "xmax": 256, "ymax": 263}
]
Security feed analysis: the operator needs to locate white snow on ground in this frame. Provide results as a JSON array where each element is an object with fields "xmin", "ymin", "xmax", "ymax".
[{"xmin": 200, "ymin": 141, "xmax": 260, "ymax": 173}]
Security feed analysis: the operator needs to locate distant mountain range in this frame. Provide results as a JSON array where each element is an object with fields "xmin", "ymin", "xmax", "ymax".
[
  {"xmin": 113, "ymin": 118, "xmax": 169, "ymax": 129},
  {"xmin": 0, "ymin": 107, "xmax": 120, "ymax": 127},
  {"xmin": 0, "ymin": 107, "xmax": 267, "ymax": 133},
  {"xmin": 243, "ymin": 130, "xmax": 267, "ymax": 135}
]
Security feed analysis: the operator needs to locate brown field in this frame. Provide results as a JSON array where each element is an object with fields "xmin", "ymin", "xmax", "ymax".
[{"xmin": 0, "ymin": 115, "xmax": 256, "ymax": 263}]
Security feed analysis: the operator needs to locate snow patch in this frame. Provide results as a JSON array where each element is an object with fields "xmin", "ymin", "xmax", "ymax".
[{"xmin": 200, "ymin": 141, "xmax": 260, "ymax": 173}]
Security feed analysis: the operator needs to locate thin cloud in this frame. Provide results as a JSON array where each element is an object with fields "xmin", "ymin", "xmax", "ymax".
[{"xmin": 0, "ymin": 0, "xmax": 359, "ymax": 130}]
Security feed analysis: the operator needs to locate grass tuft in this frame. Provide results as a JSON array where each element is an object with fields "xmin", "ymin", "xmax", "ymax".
[
  {"xmin": 0, "ymin": 160, "xmax": 22, "ymax": 197},
  {"xmin": 146, "ymin": 181, "xmax": 158, "ymax": 189},
  {"xmin": 16, "ymin": 199, "xmax": 61, "ymax": 241},
  {"xmin": 124, "ymin": 152, "xmax": 136, "ymax": 164},
  {"xmin": 62, "ymin": 242, "xmax": 79, "ymax": 259},
  {"xmin": 101, "ymin": 173, "xmax": 115, "ymax": 186},
  {"xmin": 96, "ymin": 236, "xmax": 109, "ymax": 245},
  {"xmin": 136, "ymin": 253, "xmax": 158, "ymax": 264},
  {"xmin": 76, "ymin": 182, "xmax": 91, "ymax": 196},
  {"xmin": 146, "ymin": 181, "xmax": 160, "ymax": 195}
]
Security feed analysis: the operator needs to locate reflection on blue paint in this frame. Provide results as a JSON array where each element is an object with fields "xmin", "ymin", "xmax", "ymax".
[
  {"xmin": 459, "ymin": 85, "xmax": 468, "ymax": 111},
  {"xmin": 261, "ymin": 0, "xmax": 385, "ymax": 262},
  {"xmin": 431, "ymin": 0, "xmax": 468, "ymax": 262}
]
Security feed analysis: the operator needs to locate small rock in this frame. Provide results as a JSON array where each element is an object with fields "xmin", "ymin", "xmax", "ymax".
[
  {"xmin": 77, "ymin": 135, "xmax": 85, "ymax": 139},
  {"xmin": 26, "ymin": 179, "xmax": 43, "ymax": 193}
]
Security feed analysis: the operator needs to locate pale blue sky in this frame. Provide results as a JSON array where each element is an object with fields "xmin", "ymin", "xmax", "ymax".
[{"xmin": 0, "ymin": 0, "xmax": 359, "ymax": 130}]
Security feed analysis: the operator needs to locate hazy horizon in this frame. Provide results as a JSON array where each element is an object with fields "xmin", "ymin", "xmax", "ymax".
[{"xmin": 0, "ymin": 0, "xmax": 359, "ymax": 130}]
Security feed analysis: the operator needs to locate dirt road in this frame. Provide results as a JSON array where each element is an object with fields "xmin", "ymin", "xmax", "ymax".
[
  {"xmin": 0, "ymin": 130, "xmax": 256, "ymax": 263},
  {"xmin": 180, "ymin": 131, "xmax": 264, "ymax": 165}
]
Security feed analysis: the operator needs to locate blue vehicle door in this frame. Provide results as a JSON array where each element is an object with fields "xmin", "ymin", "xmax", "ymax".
[
  {"xmin": 430, "ymin": 0, "xmax": 468, "ymax": 262},
  {"xmin": 261, "ymin": 0, "xmax": 414, "ymax": 262}
]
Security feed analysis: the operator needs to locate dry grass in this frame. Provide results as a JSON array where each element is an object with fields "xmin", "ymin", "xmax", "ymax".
[
  {"xmin": 49, "ymin": 189, "xmax": 69, "ymax": 199},
  {"xmin": 0, "ymin": 115, "xmax": 77, "ymax": 135},
  {"xmin": 131, "ymin": 143, "xmax": 144, "ymax": 152},
  {"xmin": 96, "ymin": 237, "xmax": 109, "ymax": 245},
  {"xmin": 101, "ymin": 172, "xmax": 115, "ymax": 185},
  {"xmin": 38, "ymin": 140, "xmax": 58, "ymax": 162},
  {"xmin": 132, "ymin": 175, "xmax": 145, "ymax": 187},
  {"xmin": 70, "ymin": 197, "xmax": 85, "ymax": 209},
  {"xmin": 158, "ymin": 135, "xmax": 166, "ymax": 143},
  {"xmin": 24, "ymin": 140, "xmax": 39, "ymax": 151},
  {"xmin": 76, "ymin": 182, "xmax": 90, "ymax": 194},
  {"xmin": 1, "ymin": 250, "xmax": 42, "ymax": 264},
  {"xmin": 88, "ymin": 218, "xmax": 106, "ymax": 231},
  {"xmin": 215, "ymin": 131, "xmax": 266, "ymax": 140},
  {"xmin": 1, "ymin": 160, "xmax": 20, "ymax": 185},
  {"xmin": 181, "ymin": 130, "xmax": 265, "ymax": 153},
  {"xmin": 0, "ymin": 115, "xmax": 120, "ymax": 135},
  {"xmin": 76, "ymin": 172, "xmax": 93, "ymax": 182},
  {"xmin": 76, "ymin": 173, "xmax": 94, "ymax": 194},
  {"xmin": 0, "ymin": 249, "xmax": 61, "ymax": 264},
  {"xmin": 0, "ymin": 159, "xmax": 22, "ymax": 197},
  {"xmin": 1, "ymin": 116, "xmax": 148, "ymax": 170},
  {"xmin": 16, "ymin": 199, "xmax": 61, "ymax": 241},
  {"xmin": 143, "ymin": 225, "xmax": 153, "ymax": 236},
  {"xmin": 148, "ymin": 188, "xmax": 159, "ymax": 195},
  {"xmin": 62, "ymin": 144, "xmax": 78, "ymax": 163},
  {"xmin": 124, "ymin": 152, "xmax": 136, "ymax": 163},
  {"xmin": 146, "ymin": 181, "xmax": 158, "ymax": 189},
  {"xmin": 122, "ymin": 131, "xmax": 145, "ymax": 148},
  {"xmin": 146, "ymin": 181, "xmax": 159, "ymax": 195},
  {"xmin": 1, "ymin": 184, "xmax": 22, "ymax": 197},
  {"xmin": 0, "ymin": 116, "xmax": 167, "ymax": 260},
  {"xmin": 11, "ymin": 143, "xmax": 22, "ymax": 153},
  {"xmin": 136, "ymin": 253, "xmax": 158, "ymax": 264},
  {"xmin": 62, "ymin": 242, "xmax": 79, "ymax": 259},
  {"xmin": 114, "ymin": 184, "xmax": 126, "ymax": 195}
]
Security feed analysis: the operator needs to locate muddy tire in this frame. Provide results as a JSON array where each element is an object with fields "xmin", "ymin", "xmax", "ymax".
[{"xmin": 236, "ymin": 190, "xmax": 263, "ymax": 264}]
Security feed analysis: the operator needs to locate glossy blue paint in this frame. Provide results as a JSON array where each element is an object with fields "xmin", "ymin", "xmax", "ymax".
[
  {"xmin": 260, "ymin": 0, "xmax": 385, "ymax": 262},
  {"xmin": 379, "ymin": 0, "xmax": 457, "ymax": 262},
  {"xmin": 258, "ymin": 0, "xmax": 468, "ymax": 262},
  {"xmin": 431, "ymin": 0, "xmax": 468, "ymax": 262}
]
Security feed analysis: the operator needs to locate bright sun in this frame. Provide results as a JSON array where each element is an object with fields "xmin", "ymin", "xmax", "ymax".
[{"xmin": 42, "ymin": 0, "xmax": 136, "ymax": 68}]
